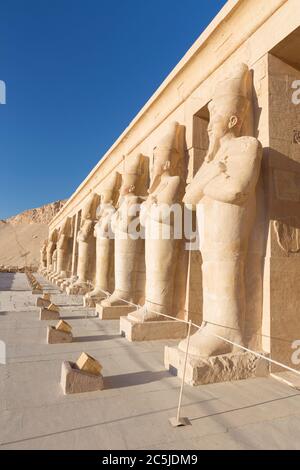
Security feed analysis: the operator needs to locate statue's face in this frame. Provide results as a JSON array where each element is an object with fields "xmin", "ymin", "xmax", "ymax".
[
  {"xmin": 207, "ymin": 103, "xmax": 230, "ymax": 141},
  {"xmin": 206, "ymin": 99, "xmax": 240, "ymax": 161}
]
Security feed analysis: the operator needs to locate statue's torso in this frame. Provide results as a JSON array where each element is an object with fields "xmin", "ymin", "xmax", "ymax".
[{"xmin": 198, "ymin": 137, "xmax": 260, "ymax": 257}]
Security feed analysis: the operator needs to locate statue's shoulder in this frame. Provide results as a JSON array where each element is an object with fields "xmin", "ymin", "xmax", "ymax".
[
  {"xmin": 234, "ymin": 136, "xmax": 262, "ymax": 159},
  {"xmin": 236, "ymin": 136, "xmax": 261, "ymax": 150}
]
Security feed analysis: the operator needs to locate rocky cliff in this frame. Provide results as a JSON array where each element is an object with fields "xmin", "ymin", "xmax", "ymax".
[
  {"xmin": 5, "ymin": 200, "xmax": 66, "ymax": 226},
  {"xmin": 0, "ymin": 200, "xmax": 66, "ymax": 269}
]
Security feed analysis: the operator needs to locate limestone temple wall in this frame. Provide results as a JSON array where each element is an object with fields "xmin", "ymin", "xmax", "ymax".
[{"xmin": 47, "ymin": 0, "xmax": 300, "ymax": 374}]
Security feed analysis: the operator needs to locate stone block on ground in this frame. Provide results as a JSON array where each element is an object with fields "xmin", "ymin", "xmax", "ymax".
[
  {"xmin": 76, "ymin": 352, "xmax": 102, "ymax": 376},
  {"xmin": 36, "ymin": 297, "xmax": 51, "ymax": 308},
  {"xmin": 39, "ymin": 307, "xmax": 60, "ymax": 321},
  {"xmin": 56, "ymin": 319, "xmax": 72, "ymax": 333},
  {"xmin": 47, "ymin": 326, "xmax": 73, "ymax": 344},
  {"xmin": 60, "ymin": 361, "xmax": 104, "ymax": 394}
]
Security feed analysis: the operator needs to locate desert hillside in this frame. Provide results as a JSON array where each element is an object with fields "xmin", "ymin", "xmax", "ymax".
[{"xmin": 0, "ymin": 201, "xmax": 65, "ymax": 269}]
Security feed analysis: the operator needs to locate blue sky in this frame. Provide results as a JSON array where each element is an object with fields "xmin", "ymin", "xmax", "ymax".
[{"xmin": 0, "ymin": 0, "xmax": 226, "ymax": 219}]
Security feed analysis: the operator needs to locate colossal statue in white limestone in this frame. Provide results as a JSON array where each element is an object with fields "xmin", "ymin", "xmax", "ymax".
[
  {"xmin": 179, "ymin": 63, "xmax": 262, "ymax": 358},
  {"xmin": 128, "ymin": 122, "xmax": 185, "ymax": 323},
  {"xmin": 52, "ymin": 217, "xmax": 72, "ymax": 283},
  {"xmin": 46, "ymin": 229, "xmax": 58, "ymax": 274},
  {"xmin": 66, "ymin": 193, "xmax": 100, "ymax": 295},
  {"xmin": 98, "ymin": 154, "xmax": 148, "ymax": 316},
  {"xmin": 39, "ymin": 239, "xmax": 48, "ymax": 272},
  {"xmin": 84, "ymin": 172, "xmax": 121, "ymax": 307},
  {"xmin": 51, "ymin": 248, "xmax": 57, "ymax": 277}
]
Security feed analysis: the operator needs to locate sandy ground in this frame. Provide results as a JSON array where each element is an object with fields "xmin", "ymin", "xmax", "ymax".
[
  {"xmin": 0, "ymin": 223, "xmax": 48, "ymax": 267},
  {"xmin": 1, "ymin": 272, "xmax": 300, "ymax": 450}
]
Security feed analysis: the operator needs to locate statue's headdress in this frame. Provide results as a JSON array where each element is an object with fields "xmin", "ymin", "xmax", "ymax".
[
  {"xmin": 120, "ymin": 153, "xmax": 149, "ymax": 196},
  {"xmin": 149, "ymin": 121, "xmax": 185, "ymax": 193},
  {"xmin": 82, "ymin": 192, "xmax": 100, "ymax": 220},
  {"xmin": 209, "ymin": 63, "xmax": 251, "ymax": 120},
  {"xmin": 98, "ymin": 171, "xmax": 121, "ymax": 209}
]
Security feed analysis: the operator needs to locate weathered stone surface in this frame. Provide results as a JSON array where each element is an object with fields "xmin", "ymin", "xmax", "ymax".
[
  {"xmin": 47, "ymin": 326, "xmax": 72, "ymax": 344},
  {"xmin": 76, "ymin": 352, "xmax": 102, "ymax": 376},
  {"xmin": 164, "ymin": 346, "xmax": 270, "ymax": 386},
  {"xmin": 56, "ymin": 320, "xmax": 72, "ymax": 333},
  {"xmin": 36, "ymin": 297, "xmax": 51, "ymax": 308},
  {"xmin": 39, "ymin": 307, "xmax": 60, "ymax": 321},
  {"xmin": 60, "ymin": 361, "xmax": 104, "ymax": 394}
]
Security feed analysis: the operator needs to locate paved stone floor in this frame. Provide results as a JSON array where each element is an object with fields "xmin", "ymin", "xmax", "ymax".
[{"xmin": 1, "ymin": 272, "xmax": 300, "ymax": 450}]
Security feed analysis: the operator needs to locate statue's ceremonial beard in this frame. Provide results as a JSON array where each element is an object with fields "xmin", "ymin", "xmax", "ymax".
[{"xmin": 205, "ymin": 135, "xmax": 221, "ymax": 162}]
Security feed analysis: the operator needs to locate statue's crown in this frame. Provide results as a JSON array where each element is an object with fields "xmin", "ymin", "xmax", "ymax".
[
  {"xmin": 213, "ymin": 63, "xmax": 251, "ymax": 102},
  {"xmin": 122, "ymin": 153, "xmax": 147, "ymax": 176},
  {"xmin": 156, "ymin": 121, "xmax": 182, "ymax": 153},
  {"xmin": 82, "ymin": 192, "xmax": 100, "ymax": 220},
  {"xmin": 99, "ymin": 171, "xmax": 121, "ymax": 206}
]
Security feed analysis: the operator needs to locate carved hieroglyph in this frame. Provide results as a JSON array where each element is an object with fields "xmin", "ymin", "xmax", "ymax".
[
  {"xmin": 67, "ymin": 193, "xmax": 100, "ymax": 295},
  {"xmin": 179, "ymin": 64, "xmax": 262, "ymax": 357},
  {"xmin": 100, "ymin": 154, "xmax": 148, "ymax": 309},
  {"xmin": 84, "ymin": 172, "xmax": 121, "ymax": 307},
  {"xmin": 128, "ymin": 121, "xmax": 186, "ymax": 323},
  {"xmin": 274, "ymin": 218, "xmax": 300, "ymax": 253}
]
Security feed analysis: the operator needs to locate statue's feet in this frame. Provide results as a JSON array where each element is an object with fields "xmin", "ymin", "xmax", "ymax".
[
  {"xmin": 100, "ymin": 291, "xmax": 133, "ymax": 308},
  {"xmin": 178, "ymin": 324, "xmax": 243, "ymax": 358},
  {"xmin": 84, "ymin": 287, "xmax": 107, "ymax": 306},
  {"xmin": 87, "ymin": 287, "xmax": 107, "ymax": 300},
  {"xmin": 128, "ymin": 305, "xmax": 163, "ymax": 323},
  {"xmin": 67, "ymin": 279, "xmax": 90, "ymax": 295}
]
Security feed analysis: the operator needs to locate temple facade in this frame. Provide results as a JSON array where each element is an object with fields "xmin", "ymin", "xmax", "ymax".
[{"xmin": 46, "ymin": 0, "xmax": 300, "ymax": 381}]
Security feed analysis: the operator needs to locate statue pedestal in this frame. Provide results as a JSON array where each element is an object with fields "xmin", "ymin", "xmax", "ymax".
[
  {"xmin": 47, "ymin": 326, "xmax": 73, "ymax": 344},
  {"xmin": 60, "ymin": 361, "xmax": 104, "ymax": 395},
  {"xmin": 164, "ymin": 346, "xmax": 270, "ymax": 386},
  {"xmin": 120, "ymin": 316, "xmax": 188, "ymax": 341},
  {"xmin": 96, "ymin": 304, "xmax": 135, "ymax": 320}
]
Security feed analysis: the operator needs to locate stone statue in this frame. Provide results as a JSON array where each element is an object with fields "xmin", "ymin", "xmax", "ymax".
[
  {"xmin": 39, "ymin": 239, "xmax": 48, "ymax": 272},
  {"xmin": 53, "ymin": 217, "xmax": 72, "ymax": 282},
  {"xmin": 179, "ymin": 63, "xmax": 262, "ymax": 357},
  {"xmin": 67, "ymin": 193, "xmax": 100, "ymax": 295},
  {"xmin": 128, "ymin": 122, "xmax": 186, "ymax": 323},
  {"xmin": 84, "ymin": 172, "xmax": 121, "ymax": 307},
  {"xmin": 51, "ymin": 248, "xmax": 57, "ymax": 276},
  {"xmin": 99, "ymin": 154, "xmax": 148, "ymax": 312},
  {"xmin": 46, "ymin": 229, "xmax": 58, "ymax": 274}
]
